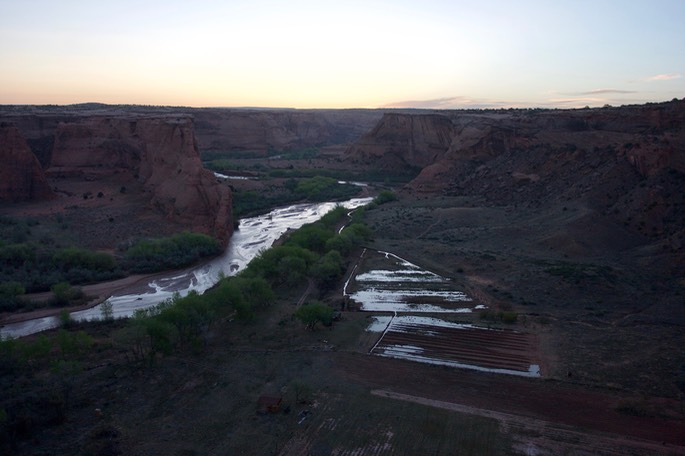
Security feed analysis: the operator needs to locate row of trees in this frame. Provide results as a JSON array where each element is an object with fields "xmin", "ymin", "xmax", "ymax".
[
  {"xmin": 0, "ymin": 231, "xmax": 221, "ymax": 311},
  {"xmin": 231, "ymin": 176, "xmax": 361, "ymax": 217},
  {"xmin": 124, "ymin": 231, "xmax": 221, "ymax": 273},
  {"xmin": 111, "ymin": 200, "xmax": 383, "ymax": 359}
]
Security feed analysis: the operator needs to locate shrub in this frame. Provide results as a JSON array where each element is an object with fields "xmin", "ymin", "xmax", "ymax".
[
  {"xmin": 125, "ymin": 232, "xmax": 221, "ymax": 273},
  {"xmin": 294, "ymin": 301, "xmax": 334, "ymax": 330},
  {"xmin": 246, "ymin": 245, "xmax": 317, "ymax": 286},
  {"xmin": 373, "ymin": 190, "xmax": 397, "ymax": 205},
  {"xmin": 50, "ymin": 282, "xmax": 84, "ymax": 308},
  {"xmin": 0, "ymin": 281, "xmax": 26, "ymax": 311},
  {"xmin": 311, "ymin": 250, "xmax": 345, "ymax": 290},
  {"xmin": 53, "ymin": 247, "xmax": 116, "ymax": 273},
  {"xmin": 286, "ymin": 224, "xmax": 334, "ymax": 253},
  {"xmin": 294, "ymin": 176, "xmax": 359, "ymax": 201}
]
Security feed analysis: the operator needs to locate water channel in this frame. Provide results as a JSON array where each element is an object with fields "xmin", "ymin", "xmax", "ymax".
[{"xmin": 0, "ymin": 197, "xmax": 372, "ymax": 338}]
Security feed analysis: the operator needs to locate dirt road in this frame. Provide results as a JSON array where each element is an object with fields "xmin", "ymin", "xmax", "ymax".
[{"xmin": 335, "ymin": 352, "xmax": 685, "ymax": 452}]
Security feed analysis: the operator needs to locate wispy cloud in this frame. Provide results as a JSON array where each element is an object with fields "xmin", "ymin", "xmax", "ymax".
[
  {"xmin": 582, "ymin": 88, "xmax": 636, "ymax": 95},
  {"xmin": 383, "ymin": 96, "xmax": 478, "ymax": 109},
  {"xmin": 546, "ymin": 97, "xmax": 607, "ymax": 106},
  {"xmin": 645, "ymin": 73, "xmax": 682, "ymax": 81},
  {"xmin": 382, "ymin": 96, "xmax": 532, "ymax": 110}
]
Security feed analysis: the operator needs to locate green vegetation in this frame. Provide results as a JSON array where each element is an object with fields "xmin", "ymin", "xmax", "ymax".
[
  {"xmin": 204, "ymin": 147, "xmax": 321, "ymax": 165},
  {"xmin": 244, "ymin": 204, "xmax": 371, "ymax": 293},
  {"xmin": 50, "ymin": 282, "xmax": 85, "ymax": 308},
  {"xmin": 0, "ymin": 281, "xmax": 27, "ymax": 312},
  {"xmin": 267, "ymin": 167, "xmax": 421, "ymax": 184},
  {"xmin": 373, "ymin": 189, "xmax": 398, "ymax": 205},
  {"xmin": 0, "ymin": 217, "xmax": 223, "ymax": 310},
  {"xmin": 231, "ymin": 177, "xmax": 360, "ymax": 217},
  {"xmin": 124, "ymin": 231, "xmax": 221, "ymax": 273},
  {"xmin": 110, "ymin": 203, "xmax": 371, "ymax": 362},
  {"xmin": 294, "ymin": 301, "xmax": 334, "ymax": 330},
  {"xmin": 0, "ymin": 241, "xmax": 122, "ymax": 294},
  {"xmin": 294, "ymin": 176, "xmax": 358, "ymax": 200}
]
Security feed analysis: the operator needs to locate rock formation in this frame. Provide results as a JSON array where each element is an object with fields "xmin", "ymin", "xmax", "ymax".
[
  {"xmin": 344, "ymin": 113, "xmax": 456, "ymax": 169},
  {"xmin": 344, "ymin": 100, "xmax": 685, "ymax": 194},
  {"xmin": 345, "ymin": 99, "xmax": 685, "ymax": 239},
  {"xmin": 49, "ymin": 116, "xmax": 233, "ymax": 245},
  {"xmin": 0, "ymin": 124, "xmax": 55, "ymax": 202},
  {"xmin": 192, "ymin": 108, "xmax": 383, "ymax": 154}
]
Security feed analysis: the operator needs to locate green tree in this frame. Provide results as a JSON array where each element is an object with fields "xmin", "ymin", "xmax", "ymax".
[
  {"xmin": 311, "ymin": 250, "xmax": 345, "ymax": 290},
  {"xmin": 100, "ymin": 300, "xmax": 114, "ymax": 322},
  {"xmin": 50, "ymin": 282, "xmax": 84, "ymax": 307},
  {"xmin": 286, "ymin": 224, "xmax": 333, "ymax": 253},
  {"xmin": 0, "ymin": 281, "xmax": 26, "ymax": 311},
  {"xmin": 294, "ymin": 301, "xmax": 334, "ymax": 330},
  {"xmin": 373, "ymin": 190, "xmax": 397, "ymax": 205}
]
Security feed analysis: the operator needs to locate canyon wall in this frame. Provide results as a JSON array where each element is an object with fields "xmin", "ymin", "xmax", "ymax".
[
  {"xmin": 0, "ymin": 113, "xmax": 233, "ymax": 246},
  {"xmin": 345, "ymin": 100, "xmax": 685, "ymax": 240},
  {"xmin": 192, "ymin": 108, "xmax": 383, "ymax": 153},
  {"xmin": 345, "ymin": 100, "xmax": 685, "ymax": 194},
  {"xmin": 49, "ymin": 115, "xmax": 233, "ymax": 245},
  {"xmin": 0, "ymin": 124, "xmax": 55, "ymax": 202},
  {"xmin": 344, "ymin": 113, "xmax": 456, "ymax": 169}
]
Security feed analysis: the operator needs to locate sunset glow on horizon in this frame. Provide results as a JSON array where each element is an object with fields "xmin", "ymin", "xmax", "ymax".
[{"xmin": 1, "ymin": 0, "xmax": 684, "ymax": 109}]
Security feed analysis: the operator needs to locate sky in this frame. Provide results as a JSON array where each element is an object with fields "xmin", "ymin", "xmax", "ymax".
[{"xmin": 1, "ymin": 0, "xmax": 684, "ymax": 109}]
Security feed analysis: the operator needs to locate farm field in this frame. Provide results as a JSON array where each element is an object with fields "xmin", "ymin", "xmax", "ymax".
[
  {"xmin": 346, "ymin": 249, "xmax": 541, "ymax": 378},
  {"xmin": 368, "ymin": 316, "xmax": 540, "ymax": 377}
]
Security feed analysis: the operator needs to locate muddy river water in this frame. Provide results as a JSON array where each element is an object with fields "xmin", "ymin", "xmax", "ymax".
[{"xmin": 1, "ymin": 197, "xmax": 372, "ymax": 338}]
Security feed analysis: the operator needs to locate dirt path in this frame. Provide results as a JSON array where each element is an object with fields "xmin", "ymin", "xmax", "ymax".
[
  {"xmin": 371, "ymin": 389, "xmax": 684, "ymax": 455},
  {"xmin": 296, "ymin": 278, "xmax": 316, "ymax": 307}
]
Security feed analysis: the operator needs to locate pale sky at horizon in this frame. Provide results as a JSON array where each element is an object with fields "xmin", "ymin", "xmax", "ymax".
[{"xmin": 1, "ymin": 0, "xmax": 684, "ymax": 109}]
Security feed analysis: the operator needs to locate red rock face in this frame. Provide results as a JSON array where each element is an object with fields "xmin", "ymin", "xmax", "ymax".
[
  {"xmin": 345, "ymin": 113, "xmax": 456, "ymax": 169},
  {"xmin": 0, "ymin": 125, "xmax": 55, "ymax": 202},
  {"xmin": 344, "ymin": 100, "xmax": 685, "ymax": 193},
  {"xmin": 49, "ymin": 116, "xmax": 233, "ymax": 245},
  {"xmin": 192, "ymin": 109, "xmax": 383, "ymax": 154}
]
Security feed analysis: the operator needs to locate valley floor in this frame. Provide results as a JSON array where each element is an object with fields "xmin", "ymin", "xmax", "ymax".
[{"xmin": 4, "ymin": 194, "xmax": 685, "ymax": 455}]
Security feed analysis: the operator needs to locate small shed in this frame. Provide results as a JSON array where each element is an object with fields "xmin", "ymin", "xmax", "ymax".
[{"xmin": 257, "ymin": 395, "xmax": 283, "ymax": 414}]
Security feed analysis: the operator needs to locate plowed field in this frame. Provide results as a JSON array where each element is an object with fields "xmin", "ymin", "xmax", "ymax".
[{"xmin": 372, "ymin": 318, "xmax": 540, "ymax": 376}]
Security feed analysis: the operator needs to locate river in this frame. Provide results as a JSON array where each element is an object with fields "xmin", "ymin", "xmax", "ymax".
[{"xmin": 0, "ymin": 197, "xmax": 372, "ymax": 338}]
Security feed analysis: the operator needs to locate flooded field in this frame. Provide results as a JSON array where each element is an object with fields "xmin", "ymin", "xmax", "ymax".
[
  {"xmin": 348, "ymin": 250, "xmax": 540, "ymax": 377},
  {"xmin": 367, "ymin": 316, "xmax": 540, "ymax": 377},
  {"xmin": 345, "ymin": 250, "xmax": 477, "ymax": 313}
]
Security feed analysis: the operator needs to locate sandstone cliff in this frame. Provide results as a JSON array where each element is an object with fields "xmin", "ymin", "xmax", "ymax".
[
  {"xmin": 192, "ymin": 108, "xmax": 383, "ymax": 154},
  {"xmin": 345, "ymin": 100, "xmax": 685, "ymax": 192},
  {"xmin": 49, "ymin": 116, "xmax": 233, "ymax": 245},
  {"xmin": 345, "ymin": 100, "xmax": 685, "ymax": 240},
  {"xmin": 345, "ymin": 113, "xmax": 455, "ymax": 170},
  {"xmin": 0, "ymin": 124, "xmax": 55, "ymax": 202}
]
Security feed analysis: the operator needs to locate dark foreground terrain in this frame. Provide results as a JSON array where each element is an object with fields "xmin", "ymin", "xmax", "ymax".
[{"xmin": 3, "ymin": 194, "xmax": 684, "ymax": 455}]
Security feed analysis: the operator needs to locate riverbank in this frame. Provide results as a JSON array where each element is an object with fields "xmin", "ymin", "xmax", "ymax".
[
  {"xmin": 0, "ymin": 271, "xmax": 175, "ymax": 326},
  {"xmin": 1, "ymin": 197, "xmax": 375, "ymax": 338}
]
